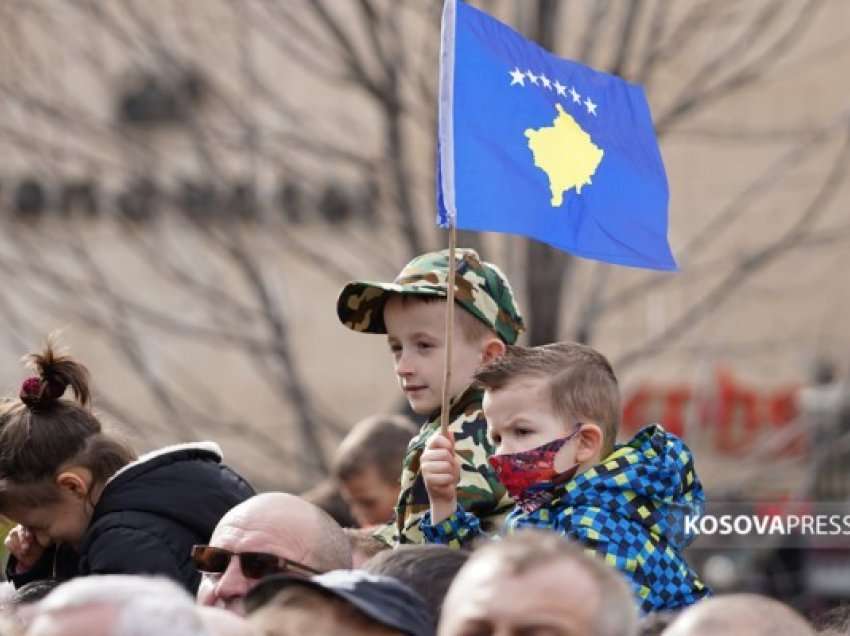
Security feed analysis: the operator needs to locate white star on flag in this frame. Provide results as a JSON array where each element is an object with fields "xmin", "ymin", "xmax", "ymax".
[
  {"xmin": 553, "ymin": 80, "xmax": 566, "ymax": 97},
  {"xmin": 540, "ymin": 74, "xmax": 552, "ymax": 89},
  {"xmin": 584, "ymin": 97, "xmax": 598, "ymax": 116},
  {"xmin": 526, "ymin": 70, "xmax": 539, "ymax": 85},
  {"xmin": 509, "ymin": 67, "xmax": 526, "ymax": 86},
  {"xmin": 569, "ymin": 86, "xmax": 581, "ymax": 103}
]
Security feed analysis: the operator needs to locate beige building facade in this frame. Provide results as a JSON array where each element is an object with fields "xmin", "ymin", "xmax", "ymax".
[{"xmin": 1, "ymin": 1, "xmax": 848, "ymax": 493}]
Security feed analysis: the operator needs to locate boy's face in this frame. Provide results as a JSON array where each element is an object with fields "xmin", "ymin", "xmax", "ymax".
[
  {"xmin": 483, "ymin": 375, "xmax": 577, "ymax": 468},
  {"xmin": 384, "ymin": 295, "xmax": 491, "ymax": 415},
  {"xmin": 339, "ymin": 466, "xmax": 399, "ymax": 528}
]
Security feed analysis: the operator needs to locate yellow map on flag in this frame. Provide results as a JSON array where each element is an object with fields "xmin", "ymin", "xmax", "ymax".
[{"xmin": 524, "ymin": 103, "xmax": 604, "ymax": 206}]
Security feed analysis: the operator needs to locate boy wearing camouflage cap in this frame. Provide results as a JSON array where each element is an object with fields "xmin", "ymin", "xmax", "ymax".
[{"xmin": 337, "ymin": 248, "xmax": 524, "ymax": 545}]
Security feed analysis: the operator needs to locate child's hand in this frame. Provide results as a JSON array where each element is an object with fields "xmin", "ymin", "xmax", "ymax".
[
  {"xmin": 4, "ymin": 525, "xmax": 46, "ymax": 573},
  {"xmin": 421, "ymin": 432, "xmax": 460, "ymax": 524}
]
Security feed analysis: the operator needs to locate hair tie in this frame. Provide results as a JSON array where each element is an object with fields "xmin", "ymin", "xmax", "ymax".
[
  {"xmin": 20, "ymin": 376, "xmax": 44, "ymax": 405},
  {"xmin": 19, "ymin": 375, "xmax": 66, "ymax": 406},
  {"xmin": 20, "ymin": 376, "xmax": 42, "ymax": 398}
]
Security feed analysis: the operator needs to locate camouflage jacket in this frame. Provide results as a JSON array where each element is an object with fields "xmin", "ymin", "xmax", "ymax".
[{"xmin": 374, "ymin": 386, "xmax": 513, "ymax": 545}]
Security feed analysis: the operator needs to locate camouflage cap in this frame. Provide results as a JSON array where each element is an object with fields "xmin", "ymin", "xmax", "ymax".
[{"xmin": 337, "ymin": 248, "xmax": 525, "ymax": 344}]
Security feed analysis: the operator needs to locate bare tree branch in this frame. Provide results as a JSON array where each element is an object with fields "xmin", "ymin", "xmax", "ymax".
[
  {"xmin": 308, "ymin": 0, "xmax": 383, "ymax": 99},
  {"xmin": 657, "ymin": 0, "xmax": 823, "ymax": 133},
  {"xmin": 595, "ymin": 111, "xmax": 849, "ymax": 319},
  {"xmin": 615, "ymin": 120, "xmax": 850, "ymax": 370},
  {"xmin": 0, "ymin": 232, "xmax": 322, "ymax": 484},
  {"xmin": 669, "ymin": 125, "xmax": 821, "ymax": 143},
  {"xmin": 248, "ymin": 1, "xmax": 351, "ymax": 82},
  {"xmin": 672, "ymin": 1, "xmax": 785, "ymax": 104},
  {"xmin": 578, "ymin": 0, "xmax": 611, "ymax": 64},
  {"xmin": 610, "ymin": 0, "xmax": 644, "ymax": 77},
  {"xmin": 635, "ymin": 0, "xmax": 670, "ymax": 86},
  {"xmin": 221, "ymin": 230, "xmax": 330, "ymax": 474},
  {"xmin": 67, "ymin": 238, "xmax": 199, "ymax": 441},
  {"xmin": 574, "ymin": 263, "xmax": 612, "ymax": 345},
  {"xmin": 357, "ymin": 0, "xmax": 394, "ymax": 84},
  {"xmin": 679, "ymin": 111, "xmax": 845, "ymax": 260},
  {"xmin": 651, "ymin": 0, "xmax": 733, "ymax": 72}
]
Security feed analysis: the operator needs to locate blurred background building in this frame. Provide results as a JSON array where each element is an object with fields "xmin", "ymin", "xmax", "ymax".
[{"xmin": 1, "ymin": 0, "xmax": 849, "ymax": 612}]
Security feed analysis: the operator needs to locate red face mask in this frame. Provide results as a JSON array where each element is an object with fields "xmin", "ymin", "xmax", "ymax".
[{"xmin": 488, "ymin": 425, "xmax": 582, "ymax": 513}]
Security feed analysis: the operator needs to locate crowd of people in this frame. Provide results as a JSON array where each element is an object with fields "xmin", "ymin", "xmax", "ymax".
[{"xmin": 0, "ymin": 248, "xmax": 839, "ymax": 634}]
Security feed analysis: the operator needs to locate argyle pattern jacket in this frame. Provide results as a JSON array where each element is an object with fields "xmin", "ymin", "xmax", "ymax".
[{"xmin": 421, "ymin": 424, "xmax": 710, "ymax": 613}]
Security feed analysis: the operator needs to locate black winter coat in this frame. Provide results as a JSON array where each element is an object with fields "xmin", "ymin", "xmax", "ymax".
[{"xmin": 8, "ymin": 442, "xmax": 255, "ymax": 593}]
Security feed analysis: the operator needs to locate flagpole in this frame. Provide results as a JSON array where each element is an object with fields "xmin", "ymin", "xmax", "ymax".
[
  {"xmin": 438, "ymin": 0, "xmax": 458, "ymax": 438},
  {"xmin": 440, "ymin": 226, "xmax": 457, "ymax": 437}
]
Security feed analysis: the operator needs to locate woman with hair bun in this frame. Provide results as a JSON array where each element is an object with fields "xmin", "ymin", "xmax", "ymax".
[{"xmin": 0, "ymin": 335, "xmax": 255, "ymax": 593}]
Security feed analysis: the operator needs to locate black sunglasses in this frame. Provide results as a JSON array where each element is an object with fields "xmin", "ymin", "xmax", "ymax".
[{"xmin": 191, "ymin": 545, "xmax": 322, "ymax": 580}]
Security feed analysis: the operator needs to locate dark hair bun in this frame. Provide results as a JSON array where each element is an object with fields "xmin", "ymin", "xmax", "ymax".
[
  {"xmin": 20, "ymin": 334, "xmax": 91, "ymax": 410},
  {"xmin": 19, "ymin": 374, "xmax": 69, "ymax": 409}
]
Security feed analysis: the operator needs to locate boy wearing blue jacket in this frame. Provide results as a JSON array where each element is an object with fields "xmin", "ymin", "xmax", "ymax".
[{"xmin": 420, "ymin": 341, "xmax": 709, "ymax": 614}]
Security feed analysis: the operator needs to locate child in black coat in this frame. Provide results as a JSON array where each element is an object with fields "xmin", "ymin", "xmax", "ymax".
[{"xmin": 0, "ymin": 336, "xmax": 254, "ymax": 593}]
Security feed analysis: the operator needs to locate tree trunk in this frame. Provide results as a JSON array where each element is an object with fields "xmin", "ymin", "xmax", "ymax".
[
  {"xmin": 525, "ymin": 240, "xmax": 573, "ymax": 345},
  {"xmin": 385, "ymin": 100, "xmax": 425, "ymax": 257},
  {"xmin": 524, "ymin": 0, "xmax": 575, "ymax": 346}
]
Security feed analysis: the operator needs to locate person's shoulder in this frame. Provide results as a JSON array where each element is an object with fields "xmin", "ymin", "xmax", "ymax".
[
  {"xmin": 106, "ymin": 441, "xmax": 224, "ymax": 487},
  {"xmin": 92, "ymin": 444, "xmax": 254, "ymax": 539},
  {"xmin": 80, "ymin": 510, "xmax": 182, "ymax": 567},
  {"xmin": 78, "ymin": 520, "xmax": 193, "ymax": 585},
  {"xmin": 85, "ymin": 508, "xmax": 182, "ymax": 536},
  {"xmin": 110, "ymin": 442, "xmax": 253, "ymax": 493}
]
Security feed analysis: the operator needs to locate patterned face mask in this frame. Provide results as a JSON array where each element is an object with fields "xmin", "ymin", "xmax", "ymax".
[{"xmin": 488, "ymin": 425, "xmax": 582, "ymax": 512}]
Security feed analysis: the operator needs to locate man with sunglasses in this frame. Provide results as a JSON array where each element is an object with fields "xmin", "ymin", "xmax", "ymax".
[{"xmin": 195, "ymin": 492, "xmax": 352, "ymax": 616}]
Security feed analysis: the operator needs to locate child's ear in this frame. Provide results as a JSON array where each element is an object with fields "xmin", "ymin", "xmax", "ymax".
[
  {"xmin": 575, "ymin": 424, "xmax": 605, "ymax": 465},
  {"xmin": 55, "ymin": 468, "xmax": 93, "ymax": 500},
  {"xmin": 480, "ymin": 338, "xmax": 506, "ymax": 364}
]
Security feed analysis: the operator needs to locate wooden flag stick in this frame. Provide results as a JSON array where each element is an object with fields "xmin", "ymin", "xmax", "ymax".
[{"xmin": 439, "ymin": 226, "xmax": 457, "ymax": 437}]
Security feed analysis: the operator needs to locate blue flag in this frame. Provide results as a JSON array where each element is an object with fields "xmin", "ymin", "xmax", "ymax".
[{"xmin": 437, "ymin": 0, "xmax": 677, "ymax": 271}]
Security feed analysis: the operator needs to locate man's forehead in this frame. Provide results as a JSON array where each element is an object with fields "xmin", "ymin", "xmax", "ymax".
[
  {"xmin": 450, "ymin": 555, "xmax": 502, "ymax": 591},
  {"xmin": 452, "ymin": 554, "xmax": 596, "ymax": 604},
  {"xmin": 211, "ymin": 517, "xmax": 308, "ymax": 557},
  {"xmin": 444, "ymin": 556, "xmax": 599, "ymax": 633}
]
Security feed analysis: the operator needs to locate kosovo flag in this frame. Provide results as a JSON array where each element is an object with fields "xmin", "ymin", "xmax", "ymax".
[{"xmin": 437, "ymin": 0, "xmax": 677, "ymax": 271}]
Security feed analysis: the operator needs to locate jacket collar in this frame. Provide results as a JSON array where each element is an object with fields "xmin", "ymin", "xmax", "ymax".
[
  {"xmin": 106, "ymin": 441, "xmax": 222, "ymax": 486},
  {"xmin": 426, "ymin": 385, "xmax": 483, "ymax": 423}
]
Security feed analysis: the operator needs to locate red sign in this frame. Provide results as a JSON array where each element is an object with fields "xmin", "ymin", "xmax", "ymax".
[{"xmin": 622, "ymin": 370, "xmax": 801, "ymax": 455}]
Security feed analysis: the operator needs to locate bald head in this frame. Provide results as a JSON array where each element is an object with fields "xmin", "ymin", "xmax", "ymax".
[
  {"xmin": 215, "ymin": 493, "xmax": 352, "ymax": 572},
  {"xmin": 440, "ymin": 530, "xmax": 637, "ymax": 636},
  {"xmin": 662, "ymin": 594, "xmax": 814, "ymax": 636},
  {"xmin": 27, "ymin": 576, "xmax": 203, "ymax": 636},
  {"xmin": 197, "ymin": 492, "xmax": 352, "ymax": 615}
]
